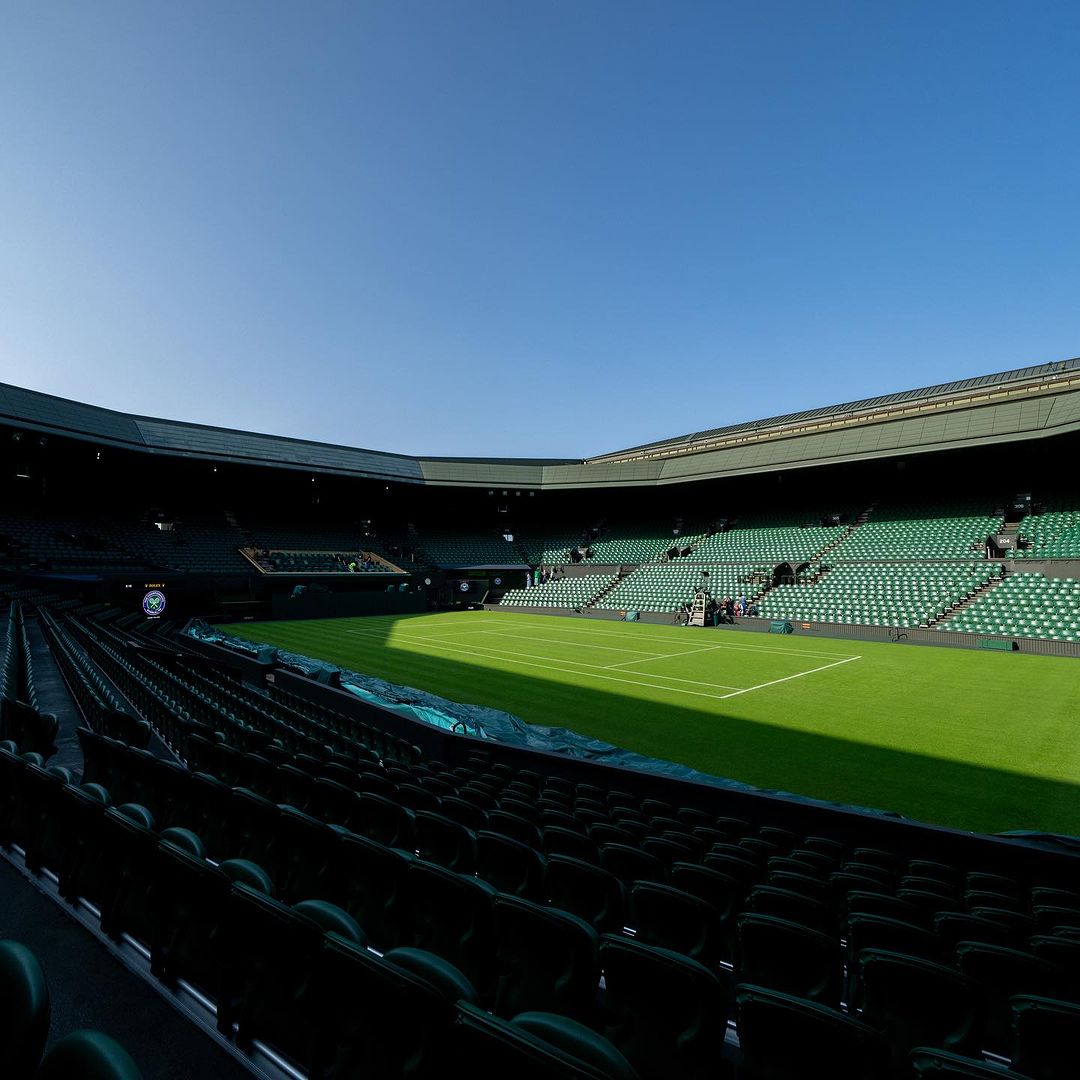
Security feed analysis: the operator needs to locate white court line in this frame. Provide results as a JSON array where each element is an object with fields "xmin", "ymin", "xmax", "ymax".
[
  {"xmin": 477, "ymin": 621, "xmax": 862, "ymax": 668},
  {"xmin": 342, "ymin": 625, "xmax": 744, "ymax": 699},
  {"xmin": 473, "ymin": 615, "xmax": 858, "ymax": 661},
  {"xmin": 471, "ymin": 629, "xmax": 671, "ymax": 659},
  {"xmin": 718, "ymin": 655, "xmax": 862, "ymax": 699}
]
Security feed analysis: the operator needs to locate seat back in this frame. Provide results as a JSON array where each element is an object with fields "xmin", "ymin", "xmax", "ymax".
[
  {"xmin": 37, "ymin": 1029, "xmax": 143, "ymax": 1080},
  {"xmin": 1009, "ymin": 994, "xmax": 1080, "ymax": 1080},
  {"xmin": 630, "ymin": 881, "xmax": 723, "ymax": 969},
  {"xmin": 454, "ymin": 1002, "xmax": 637, "ymax": 1080},
  {"xmin": 491, "ymin": 894, "xmax": 600, "ymax": 1022},
  {"xmin": 735, "ymin": 983, "xmax": 889, "ymax": 1080},
  {"xmin": 858, "ymin": 948, "xmax": 984, "ymax": 1072},
  {"xmin": 599, "ymin": 934, "xmax": 728, "ymax": 1080},
  {"xmin": 735, "ymin": 914, "xmax": 841, "ymax": 1006},
  {"xmin": 0, "ymin": 939, "xmax": 50, "ymax": 1080}
]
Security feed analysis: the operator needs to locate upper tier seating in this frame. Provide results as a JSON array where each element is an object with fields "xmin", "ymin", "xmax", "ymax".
[
  {"xmin": 686, "ymin": 513, "xmax": 849, "ymax": 565},
  {"xmin": 0, "ymin": 515, "xmax": 148, "ymax": 572},
  {"xmin": 524, "ymin": 530, "xmax": 593, "ymax": 566},
  {"xmin": 417, "ymin": 532, "xmax": 528, "ymax": 568},
  {"xmin": 943, "ymin": 573, "xmax": 1080, "ymax": 641},
  {"xmin": 830, "ymin": 502, "xmax": 1003, "ymax": 560},
  {"xmin": 588, "ymin": 524, "xmax": 703, "ymax": 565},
  {"xmin": 0, "ymin": 513, "xmax": 251, "ymax": 575},
  {"xmin": 758, "ymin": 563, "xmax": 999, "ymax": 628},
  {"xmin": 1012, "ymin": 496, "xmax": 1080, "ymax": 559}
]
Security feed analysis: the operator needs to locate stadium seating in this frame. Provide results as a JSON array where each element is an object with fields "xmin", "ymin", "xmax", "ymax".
[
  {"xmin": 4, "ymin": 602, "xmax": 1080, "ymax": 1080},
  {"xmin": 687, "ymin": 512, "xmax": 850, "ymax": 564},
  {"xmin": 596, "ymin": 564, "xmax": 765, "ymax": 614},
  {"xmin": 524, "ymin": 529, "xmax": 595, "ymax": 566},
  {"xmin": 943, "ymin": 572, "xmax": 1080, "ymax": 641},
  {"xmin": 828, "ymin": 502, "xmax": 1002, "ymax": 560},
  {"xmin": 0, "ymin": 938, "xmax": 143, "ymax": 1079},
  {"xmin": 1012, "ymin": 495, "xmax": 1080, "ymax": 559},
  {"xmin": 758, "ymin": 563, "xmax": 998, "ymax": 628},
  {"xmin": 588, "ymin": 523, "xmax": 702, "ymax": 565},
  {"xmin": 499, "ymin": 574, "xmax": 617, "ymax": 608},
  {"xmin": 0, "ymin": 511, "xmax": 252, "ymax": 575},
  {"xmin": 416, "ymin": 531, "xmax": 528, "ymax": 567}
]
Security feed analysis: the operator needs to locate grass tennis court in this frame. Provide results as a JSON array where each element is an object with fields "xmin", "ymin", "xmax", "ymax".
[{"xmin": 226, "ymin": 611, "xmax": 1080, "ymax": 838}]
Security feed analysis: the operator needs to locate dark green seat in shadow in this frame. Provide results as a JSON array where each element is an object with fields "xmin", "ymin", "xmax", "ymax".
[
  {"xmin": 0, "ymin": 939, "xmax": 50, "ymax": 1080},
  {"xmin": 311, "ymin": 934, "xmax": 476, "ymax": 1080},
  {"xmin": 454, "ymin": 1001, "xmax": 638, "ymax": 1080},
  {"xmin": 735, "ymin": 983, "xmax": 889, "ymax": 1080},
  {"xmin": 37, "ymin": 1029, "xmax": 144, "ymax": 1080},
  {"xmin": 735, "ymin": 913, "xmax": 842, "ymax": 1007},
  {"xmin": 909, "ymin": 1047, "xmax": 1034, "ymax": 1080},
  {"xmin": 857, "ymin": 949, "xmax": 983, "ymax": 1077},
  {"xmin": 1009, "ymin": 994, "xmax": 1080, "ymax": 1080},
  {"xmin": 491, "ymin": 893, "xmax": 600, "ymax": 1023},
  {"xmin": 599, "ymin": 934, "xmax": 729, "ymax": 1080}
]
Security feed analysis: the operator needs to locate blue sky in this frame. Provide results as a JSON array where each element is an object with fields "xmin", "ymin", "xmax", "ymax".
[{"xmin": 1, "ymin": 2, "xmax": 1078, "ymax": 457}]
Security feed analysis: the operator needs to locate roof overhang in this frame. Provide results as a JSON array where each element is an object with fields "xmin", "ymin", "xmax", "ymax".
[{"xmin": 3, "ymin": 357, "xmax": 1080, "ymax": 491}]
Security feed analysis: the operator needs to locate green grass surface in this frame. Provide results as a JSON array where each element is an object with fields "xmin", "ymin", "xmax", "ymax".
[{"xmin": 226, "ymin": 610, "xmax": 1080, "ymax": 837}]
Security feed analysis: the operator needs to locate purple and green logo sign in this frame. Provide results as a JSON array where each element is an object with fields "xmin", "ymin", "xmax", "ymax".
[{"xmin": 142, "ymin": 589, "xmax": 167, "ymax": 617}]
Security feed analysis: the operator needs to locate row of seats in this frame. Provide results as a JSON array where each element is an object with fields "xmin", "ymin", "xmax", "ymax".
[
  {"xmin": 595, "ymin": 565, "xmax": 765, "ymax": 615},
  {"xmin": 17, "ymin": 719, "xmax": 1080, "ymax": 1080},
  {"xmin": 37, "ymin": 610, "xmax": 146, "ymax": 749},
  {"xmin": 688, "ymin": 513, "xmax": 849, "ymax": 564},
  {"xmin": 758, "ymin": 564, "xmax": 999, "ymax": 629},
  {"xmin": 0, "ymin": 605, "xmax": 57, "ymax": 759},
  {"xmin": 829, "ymin": 503, "xmax": 1002, "ymax": 560},
  {"xmin": 63, "ymin": 611, "xmax": 422, "ymax": 769},
  {"xmin": 500, "ymin": 574, "xmax": 618, "ymax": 608},
  {"xmin": 0, "ymin": 737, "xmax": 695, "ymax": 1078},
  {"xmin": 1, "ymin": 601, "xmax": 20, "ymax": 703},
  {"xmin": 264, "ymin": 551, "xmax": 394, "ymax": 573},
  {"xmin": 942, "ymin": 573, "xmax": 1080, "ymax": 641},
  {"xmin": 1, "ymin": 938, "xmax": 142, "ymax": 1079},
  {"xmin": 1014, "ymin": 496, "xmax": 1080, "ymax": 559},
  {"xmin": 416, "ymin": 531, "xmax": 528, "ymax": 568},
  {"xmin": 588, "ymin": 524, "xmax": 704, "ymax": 565},
  {"xmin": 29, "ymin": 606, "xmax": 1080, "ymax": 1077}
]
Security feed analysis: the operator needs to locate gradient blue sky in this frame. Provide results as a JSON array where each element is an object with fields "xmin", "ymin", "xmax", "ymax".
[{"xmin": 1, "ymin": 3, "xmax": 1077, "ymax": 457}]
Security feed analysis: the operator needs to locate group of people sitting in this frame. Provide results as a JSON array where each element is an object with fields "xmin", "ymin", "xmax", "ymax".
[
  {"xmin": 718, "ymin": 594, "xmax": 760, "ymax": 620},
  {"xmin": 341, "ymin": 553, "xmax": 378, "ymax": 572},
  {"xmin": 679, "ymin": 592, "xmax": 760, "ymax": 624}
]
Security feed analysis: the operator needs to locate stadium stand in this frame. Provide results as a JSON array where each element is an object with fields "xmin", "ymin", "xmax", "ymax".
[
  {"xmin": 2, "ymin": 367, "xmax": 1080, "ymax": 1077},
  {"xmin": 686, "ymin": 512, "xmax": 852, "ymax": 565},
  {"xmin": 758, "ymin": 564, "xmax": 1001, "ymax": 629},
  {"xmin": 499, "ymin": 573, "xmax": 618, "ymax": 609},
  {"xmin": 940, "ymin": 572, "xmax": 1080, "ymax": 641},
  {"xmin": 415, "ymin": 531, "xmax": 529, "ymax": 568},
  {"xmin": 593, "ymin": 565, "xmax": 766, "ymax": 615},
  {"xmin": 829, "ymin": 502, "xmax": 1002, "ymax": 561},
  {"xmin": 524, "ymin": 528, "xmax": 596, "ymax": 566},
  {"xmin": 0, "ymin": 599, "xmax": 1073, "ymax": 1080},
  {"xmin": 588, "ymin": 522, "xmax": 703, "ymax": 565},
  {"xmin": 1012, "ymin": 495, "xmax": 1080, "ymax": 559}
]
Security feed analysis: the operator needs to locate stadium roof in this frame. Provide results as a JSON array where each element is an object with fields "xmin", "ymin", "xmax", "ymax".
[{"xmin": 3, "ymin": 355, "xmax": 1080, "ymax": 489}]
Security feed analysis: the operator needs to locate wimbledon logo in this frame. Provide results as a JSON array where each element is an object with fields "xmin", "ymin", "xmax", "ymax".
[{"xmin": 142, "ymin": 590, "xmax": 167, "ymax": 617}]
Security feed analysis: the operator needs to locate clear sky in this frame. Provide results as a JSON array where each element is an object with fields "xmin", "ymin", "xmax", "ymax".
[{"xmin": 1, "ymin": 2, "xmax": 1078, "ymax": 458}]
